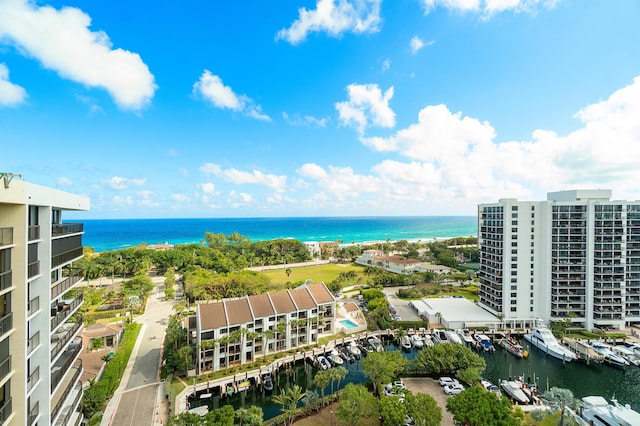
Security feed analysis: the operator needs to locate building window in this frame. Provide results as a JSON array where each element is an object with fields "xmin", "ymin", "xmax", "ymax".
[{"xmin": 511, "ymin": 307, "xmax": 517, "ymax": 312}]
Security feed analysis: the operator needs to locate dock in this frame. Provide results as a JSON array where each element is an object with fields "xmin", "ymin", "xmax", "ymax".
[{"xmin": 563, "ymin": 337, "xmax": 604, "ymax": 364}]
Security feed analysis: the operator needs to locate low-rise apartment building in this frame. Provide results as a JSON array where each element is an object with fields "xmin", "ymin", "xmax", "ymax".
[
  {"xmin": 194, "ymin": 283, "xmax": 335, "ymax": 373},
  {"xmin": 0, "ymin": 174, "xmax": 89, "ymax": 426}
]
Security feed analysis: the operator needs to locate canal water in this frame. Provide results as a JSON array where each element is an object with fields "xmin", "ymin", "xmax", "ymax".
[{"xmin": 189, "ymin": 337, "xmax": 640, "ymax": 420}]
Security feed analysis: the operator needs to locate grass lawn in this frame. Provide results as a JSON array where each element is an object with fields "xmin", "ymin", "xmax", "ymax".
[{"xmin": 261, "ymin": 263, "xmax": 368, "ymax": 286}]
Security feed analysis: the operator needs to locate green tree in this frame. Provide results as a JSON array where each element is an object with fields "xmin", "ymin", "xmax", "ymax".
[
  {"xmin": 314, "ymin": 369, "xmax": 331, "ymax": 407},
  {"xmin": 235, "ymin": 405, "xmax": 263, "ymax": 426},
  {"xmin": 541, "ymin": 387, "xmax": 579, "ymax": 426},
  {"xmin": 405, "ymin": 392, "xmax": 442, "ymax": 426},
  {"xmin": 335, "ymin": 383, "xmax": 379, "ymax": 426},
  {"xmin": 361, "ymin": 351, "xmax": 408, "ymax": 395},
  {"xmin": 177, "ymin": 346, "xmax": 193, "ymax": 374},
  {"xmin": 272, "ymin": 384, "xmax": 304, "ymax": 426},
  {"xmin": 302, "ymin": 390, "xmax": 322, "ymax": 413},
  {"xmin": 379, "ymin": 395, "xmax": 407, "ymax": 426},
  {"xmin": 447, "ymin": 386, "xmax": 523, "ymax": 426},
  {"xmin": 412, "ymin": 342, "xmax": 486, "ymax": 384}
]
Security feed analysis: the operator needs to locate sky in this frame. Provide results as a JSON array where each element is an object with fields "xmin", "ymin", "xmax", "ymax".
[{"xmin": 1, "ymin": 0, "xmax": 640, "ymax": 219}]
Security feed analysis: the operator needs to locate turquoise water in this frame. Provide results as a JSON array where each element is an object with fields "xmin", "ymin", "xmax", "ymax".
[
  {"xmin": 339, "ymin": 319, "xmax": 359, "ymax": 329},
  {"xmin": 73, "ymin": 216, "xmax": 477, "ymax": 252}
]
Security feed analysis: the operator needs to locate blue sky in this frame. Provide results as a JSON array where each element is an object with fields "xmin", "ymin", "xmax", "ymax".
[{"xmin": 1, "ymin": 0, "xmax": 640, "ymax": 219}]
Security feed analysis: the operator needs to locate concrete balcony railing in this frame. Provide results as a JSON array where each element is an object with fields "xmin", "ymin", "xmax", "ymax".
[
  {"xmin": 51, "ymin": 339, "xmax": 82, "ymax": 393},
  {"xmin": 51, "ymin": 362, "xmax": 82, "ymax": 422},
  {"xmin": 52, "ymin": 382, "xmax": 82, "ymax": 426},
  {"xmin": 51, "ymin": 223, "xmax": 83, "ymax": 237}
]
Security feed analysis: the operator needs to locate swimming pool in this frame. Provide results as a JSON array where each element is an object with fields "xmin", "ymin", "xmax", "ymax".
[{"xmin": 340, "ymin": 319, "xmax": 359, "ymax": 329}]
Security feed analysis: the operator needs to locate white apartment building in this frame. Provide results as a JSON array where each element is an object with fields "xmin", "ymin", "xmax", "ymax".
[
  {"xmin": 0, "ymin": 174, "xmax": 89, "ymax": 426},
  {"xmin": 478, "ymin": 189, "xmax": 640, "ymax": 331},
  {"xmin": 194, "ymin": 283, "xmax": 335, "ymax": 373}
]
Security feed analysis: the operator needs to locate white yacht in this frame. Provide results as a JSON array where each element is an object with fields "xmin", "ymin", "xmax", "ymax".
[
  {"xmin": 348, "ymin": 340, "xmax": 361, "ymax": 357},
  {"xmin": 474, "ymin": 334, "xmax": 496, "ymax": 352},
  {"xmin": 613, "ymin": 345, "xmax": 640, "ymax": 366},
  {"xmin": 500, "ymin": 380, "xmax": 530, "ymax": 405},
  {"xmin": 581, "ymin": 396, "xmax": 640, "ymax": 426},
  {"xmin": 400, "ymin": 335, "xmax": 412, "ymax": 351},
  {"xmin": 590, "ymin": 342, "xmax": 629, "ymax": 368},
  {"xmin": 445, "ymin": 330, "xmax": 463, "ymax": 344},
  {"xmin": 523, "ymin": 327, "xmax": 577, "ymax": 362},
  {"xmin": 411, "ymin": 334, "xmax": 424, "ymax": 349}
]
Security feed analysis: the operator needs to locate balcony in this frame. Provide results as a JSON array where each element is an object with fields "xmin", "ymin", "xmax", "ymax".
[
  {"xmin": 51, "ymin": 247, "xmax": 83, "ymax": 269},
  {"xmin": 51, "ymin": 297, "xmax": 83, "ymax": 331},
  {"xmin": 27, "ymin": 365, "xmax": 39, "ymax": 393},
  {"xmin": 0, "ymin": 313, "xmax": 12, "ymax": 341},
  {"xmin": 0, "ymin": 271, "xmax": 11, "ymax": 293},
  {"xmin": 27, "ymin": 261, "xmax": 40, "ymax": 279},
  {"xmin": 28, "ymin": 225, "xmax": 40, "ymax": 241},
  {"xmin": 27, "ymin": 401, "xmax": 39, "ymax": 426},
  {"xmin": 51, "ymin": 321, "xmax": 82, "ymax": 361},
  {"xmin": 51, "ymin": 361, "xmax": 82, "ymax": 422},
  {"xmin": 27, "ymin": 331, "xmax": 40, "ymax": 356},
  {"xmin": 51, "ymin": 338, "xmax": 82, "ymax": 393},
  {"xmin": 51, "ymin": 274, "xmax": 83, "ymax": 300},
  {"xmin": 0, "ymin": 228, "xmax": 12, "ymax": 247},
  {"xmin": 0, "ymin": 355, "xmax": 10, "ymax": 385},
  {"xmin": 0, "ymin": 398, "xmax": 11, "ymax": 424},
  {"xmin": 52, "ymin": 223, "xmax": 84, "ymax": 237},
  {"xmin": 28, "ymin": 296, "xmax": 40, "ymax": 317},
  {"xmin": 52, "ymin": 382, "xmax": 82, "ymax": 426}
]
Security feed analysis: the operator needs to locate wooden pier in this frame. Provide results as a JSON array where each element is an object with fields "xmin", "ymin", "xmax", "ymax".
[{"xmin": 563, "ymin": 337, "xmax": 604, "ymax": 364}]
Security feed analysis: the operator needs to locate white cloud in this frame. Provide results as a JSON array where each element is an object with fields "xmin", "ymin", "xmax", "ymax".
[
  {"xmin": 0, "ymin": 63, "xmax": 27, "ymax": 106},
  {"xmin": 0, "ymin": 0, "xmax": 156, "ymax": 110},
  {"xmin": 171, "ymin": 193, "xmax": 190, "ymax": 203},
  {"xmin": 381, "ymin": 58, "xmax": 391, "ymax": 72},
  {"xmin": 335, "ymin": 83, "xmax": 395, "ymax": 134},
  {"xmin": 282, "ymin": 112, "xmax": 329, "ymax": 127},
  {"xmin": 421, "ymin": 0, "xmax": 557, "ymax": 17},
  {"xmin": 297, "ymin": 163, "xmax": 380, "ymax": 202},
  {"xmin": 56, "ymin": 176, "xmax": 73, "ymax": 187},
  {"xmin": 229, "ymin": 190, "xmax": 253, "ymax": 203},
  {"xmin": 410, "ymin": 36, "xmax": 434, "ymax": 55},
  {"xmin": 276, "ymin": 0, "xmax": 382, "ymax": 44},
  {"xmin": 103, "ymin": 176, "xmax": 146, "ymax": 190},
  {"xmin": 198, "ymin": 182, "xmax": 218, "ymax": 195},
  {"xmin": 353, "ymin": 75, "xmax": 640, "ymax": 206},
  {"xmin": 200, "ymin": 163, "xmax": 287, "ymax": 192},
  {"xmin": 193, "ymin": 70, "xmax": 270, "ymax": 121},
  {"xmin": 137, "ymin": 190, "xmax": 159, "ymax": 208}
]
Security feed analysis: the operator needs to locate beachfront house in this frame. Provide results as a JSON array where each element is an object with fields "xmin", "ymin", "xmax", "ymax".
[
  {"xmin": 355, "ymin": 250, "xmax": 423, "ymax": 274},
  {"xmin": 194, "ymin": 283, "xmax": 335, "ymax": 373}
]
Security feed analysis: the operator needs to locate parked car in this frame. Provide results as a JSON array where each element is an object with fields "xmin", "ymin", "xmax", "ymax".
[
  {"xmin": 444, "ymin": 383, "xmax": 465, "ymax": 395},
  {"xmin": 385, "ymin": 380, "xmax": 406, "ymax": 391},
  {"xmin": 391, "ymin": 314, "xmax": 401, "ymax": 321},
  {"xmin": 389, "ymin": 305, "xmax": 397, "ymax": 315},
  {"xmin": 439, "ymin": 377, "xmax": 460, "ymax": 387}
]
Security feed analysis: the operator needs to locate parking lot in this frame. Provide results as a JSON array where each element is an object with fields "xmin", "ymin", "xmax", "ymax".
[{"xmin": 382, "ymin": 287, "xmax": 422, "ymax": 322}]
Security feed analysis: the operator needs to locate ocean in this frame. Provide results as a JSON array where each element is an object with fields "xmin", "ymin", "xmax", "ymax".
[{"xmin": 73, "ymin": 216, "xmax": 477, "ymax": 252}]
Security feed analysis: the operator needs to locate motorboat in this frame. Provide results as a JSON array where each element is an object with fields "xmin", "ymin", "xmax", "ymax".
[
  {"xmin": 499, "ymin": 337, "xmax": 528, "ymax": 358},
  {"xmin": 317, "ymin": 355, "xmax": 331, "ymax": 370},
  {"xmin": 612, "ymin": 345, "xmax": 640, "ymax": 366},
  {"xmin": 368, "ymin": 337, "xmax": 384, "ymax": 352},
  {"xmin": 624, "ymin": 342, "xmax": 640, "ymax": 358},
  {"xmin": 445, "ymin": 330, "xmax": 463, "ymax": 344},
  {"xmin": 500, "ymin": 379, "xmax": 530, "ymax": 405},
  {"xmin": 523, "ymin": 327, "xmax": 577, "ymax": 362},
  {"xmin": 337, "ymin": 346, "xmax": 354, "ymax": 363},
  {"xmin": 474, "ymin": 334, "xmax": 496, "ymax": 352},
  {"xmin": 480, "ymin": 379, "xmax": 501, "ymax": 396},
  {"xmin": 328, "ymin": 349, "xmax": 344, "ymax": 366},
  {"xmin": 411, "ymin": 334, "xmax": 424, "ymax": 349},
  {"xmin": 432, "ymin": 330, "xmax": 448, "ymax": 344},
  {"xmin": 422, "ymin": 335, "xmax": 434, "ymax": 347},
  {"xmin": 262, "ymin": 373, "xmax": 273, "ymax": 392},
  {"xmin": 348, "ymin": 341, "xmax": 362, "ymax": 358},
  {"xmin": 457, "ymin": 329, "xmax": 475, "ymax": 346},
  {"xmin": 581, "ymin": 395, "xmax": 640, "ymax": 426},
  {"xmin": 590, "ymin": 341, "xmax": 629, "ymax": 368},
  {"xmin": 400, "ymin": 335, "xmax": 412, "ymax": 351}
]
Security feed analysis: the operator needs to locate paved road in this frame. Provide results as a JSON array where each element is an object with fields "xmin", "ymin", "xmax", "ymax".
[
  {"xmin": 382, "ymin": 286, "xmax": 422, "ymax": 322},
  {"xmin": 102, "ymin": 276, "xmax": 174, "ymax": 426}
]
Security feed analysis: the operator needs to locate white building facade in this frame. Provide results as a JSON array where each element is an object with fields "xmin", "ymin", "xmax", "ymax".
[
  {"xmin": 0, "ymin": 175, "xmax": 89, "ymax": 426},
  {"xmin": 478, "ymin": 189, "xmax": 640, "ymax": 331}
]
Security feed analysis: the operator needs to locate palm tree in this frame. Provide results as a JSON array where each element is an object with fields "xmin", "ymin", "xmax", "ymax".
[
  {"xmin": 235, "ymin": 406, "xmax": 263, "ymax": 426},
  {"xmin": 177, "ymin": 345, "xmax": 193, "ymax": 374},
  {"xmin": 332, "ymin": 366, "xmax": 348, "ymax": 398},
  {"xmin": 314, "ymin": 369, "xmax": 331, "ymax": 407},
  {"xmin": 272, "ymin": 384, "xmax": 304, "ymax": 426},
  {"xmin": 263, "ymin": 329, "xmax": 275, "ymax": 358},
  {"xmin": 245, "ymin": 330, "xmax": 260, "ymax": 363}
]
